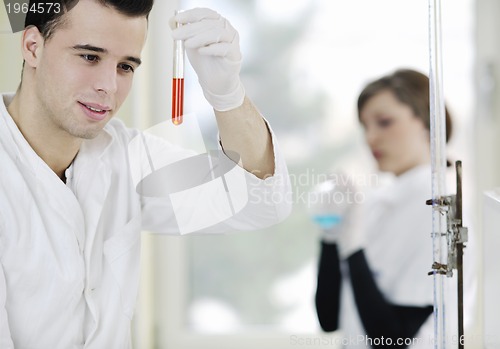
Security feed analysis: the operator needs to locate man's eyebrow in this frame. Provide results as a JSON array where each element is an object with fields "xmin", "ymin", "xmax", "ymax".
[
  {"xmin": 72, "ymin": 44, "xmax": 107, "ymax": 53},
  {"xmin": 72, "ymin": 44, "xmax": 142, "ymax": 66},
  {"xmin": 125, "ymin": 56, "xmax": 142, "ymax": 67}
]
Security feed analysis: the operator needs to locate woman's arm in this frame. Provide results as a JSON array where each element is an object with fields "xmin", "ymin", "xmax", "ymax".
[
  {"xmin": 315, "ymin": 241, "xmax": 342, "ymax": 331},
  {"xmin": 348, "ymin": 250, "xmax": 432, "ymax": 348}
]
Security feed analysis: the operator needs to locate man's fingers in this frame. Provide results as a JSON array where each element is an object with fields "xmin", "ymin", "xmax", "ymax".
[
  {"xmin": 182, "ymin": 27, "xmax": 234, "ymax": 49},
  {"xmin": 174, "ymin": 8, "xmax": 221, "ymax": 25}
]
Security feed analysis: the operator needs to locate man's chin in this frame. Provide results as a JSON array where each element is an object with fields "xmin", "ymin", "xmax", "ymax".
[
  {"xmin": 68, "ymin": 125, "xmax": 106, "ymax": 140},
  {"xmin": 69, "ymin": 117, "xmax": 111, "ymax": 140}
]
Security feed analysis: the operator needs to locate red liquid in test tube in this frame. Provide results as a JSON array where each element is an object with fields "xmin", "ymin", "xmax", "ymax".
[
  {"xmin": 172, "ymin": 77, "xmax": 184, "ymax": 125},
  {"xmin": 172, "ymin": 10, "xmax": 184, "ymax": 125}
]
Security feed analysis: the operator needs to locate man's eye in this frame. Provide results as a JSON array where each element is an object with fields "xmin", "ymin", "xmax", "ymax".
[
  {"xmin": 81, "ymin": 54, "xmax": 99, "ymax": 62},
  {"xmin": 119, "ymin": 63, "xmax": 134, "ymax": 73}
]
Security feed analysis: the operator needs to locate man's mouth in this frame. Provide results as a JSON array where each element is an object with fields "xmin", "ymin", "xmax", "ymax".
[
  {"xmin": 86, "ymin": 105, "xmax": 105, "ymax": 113},
  {"xmin": 78, "ymin": 102, "xmax": 111, "ymax": 121}
]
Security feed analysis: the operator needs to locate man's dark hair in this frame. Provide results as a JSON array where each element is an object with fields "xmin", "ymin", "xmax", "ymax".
[{"xmin": 25, "ymin": 0, "xmax": 154, "ymax": 41}]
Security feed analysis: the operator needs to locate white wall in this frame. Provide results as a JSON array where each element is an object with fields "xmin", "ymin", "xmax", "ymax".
[{"xmin": 473, "ymin": 0, "xmax": 500, "ymax": 347}]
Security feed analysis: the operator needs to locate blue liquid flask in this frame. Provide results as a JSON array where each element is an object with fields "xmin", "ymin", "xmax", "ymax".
[
  {"xmin": 308, "ymin": 177, "xmax": 350, "ymax": 231},
  {"xmin": 312, "ymin": 214, "xmax": 342, "ymax": 230}
]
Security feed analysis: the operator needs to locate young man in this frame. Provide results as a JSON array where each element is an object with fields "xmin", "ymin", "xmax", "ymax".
[{"xmin": 0, "ymin": 0, "xmax": 291, "ymax": 347}]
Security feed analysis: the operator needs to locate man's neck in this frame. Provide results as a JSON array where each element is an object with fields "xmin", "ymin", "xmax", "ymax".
[{"xmin": 7, "ymin": 88, "xmax": 81, "ymax": 180}]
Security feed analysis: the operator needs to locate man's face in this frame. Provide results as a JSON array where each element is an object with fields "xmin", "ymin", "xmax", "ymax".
[{"xmin": 33, "ymin": 0, "xmax": 147, "ymax": 139}]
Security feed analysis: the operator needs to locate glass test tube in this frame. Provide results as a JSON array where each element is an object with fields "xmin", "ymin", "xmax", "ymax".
[
  {"xmin": 172, "ymin": 10, "xmax": 184, "ymax": 125},
  {"xmin": 429, "ymin": 0, "xmax": 450, "ymax": 348}
]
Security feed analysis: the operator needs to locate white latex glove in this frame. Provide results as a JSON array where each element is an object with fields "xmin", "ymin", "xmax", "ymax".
[
  {"xmin": 308, "ymin": 173, "xmax": 365, "ymax": 259},
  {"xmin": 171, "ymin": 8, "xmax": 246, "ymax": 112},
  {"xmin": 336, "ymin": 202, "xmax": 364, "ymax": 259},
  {"xmin": 308, "ymin": 174, "xmax": 353, "ymax": 243}
]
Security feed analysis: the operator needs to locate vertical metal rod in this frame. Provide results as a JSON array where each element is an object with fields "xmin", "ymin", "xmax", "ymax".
[
  {"xmin": 456, "ymin": 161, "xmax": 464, "ymax": 349},
  {"xmin": 428, "ymin": 0, "xmax": 448, "ymax": 347}
]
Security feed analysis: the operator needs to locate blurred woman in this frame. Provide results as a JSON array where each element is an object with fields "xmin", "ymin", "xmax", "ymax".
[{"xmin": 314, "ymin": 69, "xmax": 457, "ymax": 348}]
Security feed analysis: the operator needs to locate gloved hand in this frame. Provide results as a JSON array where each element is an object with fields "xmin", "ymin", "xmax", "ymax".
[
  {"xmin": 336, "ymin": 199, "xmax": 364, "ymax": 259},
  {"xmin": 308, "ymin": 173, "xmax": 365, "ymax": 259},
  {"xmin": 308, "ymin": 174, "xmax": 353, "ymax": 243},
  {"xmin": 171, "ymin": 8, "xmax": 246, "ymax": 112}
]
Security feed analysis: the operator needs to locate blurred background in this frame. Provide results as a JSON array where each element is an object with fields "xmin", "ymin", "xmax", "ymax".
[{"xmin": 1, "ymin": 0, "xmax": 499, "ymax": 348}]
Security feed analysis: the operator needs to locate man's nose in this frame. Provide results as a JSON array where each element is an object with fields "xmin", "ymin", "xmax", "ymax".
[{"xmin": 94, "ymin": 63, "xmax": 118, "ymax": 95}]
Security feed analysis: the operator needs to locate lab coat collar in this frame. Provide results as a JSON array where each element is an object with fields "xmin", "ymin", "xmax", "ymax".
[
  {"xmin": 0, "ymin": 93, "xmax": 38, "ymax": 172},
  {"xmin": 374, "ymin": 164, "xmax": 431, "ymax": 206},
  {"xmin": 76, "ymin": 125, "xmax": 114, "ymax": 167}
]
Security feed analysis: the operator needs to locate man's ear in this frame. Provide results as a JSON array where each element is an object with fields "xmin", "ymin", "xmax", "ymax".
[{"xmin": 22, "ymin": 26, "xmax": 44, "ymax": 68}]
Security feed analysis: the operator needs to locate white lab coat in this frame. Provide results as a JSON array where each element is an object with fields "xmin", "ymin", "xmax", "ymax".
[
  {"xmin": 0, "ymin": 93, "xmax": 292, "ymax": 348},
  {"xmin": 338, "ymin": 165, "xmax": 434, "ymax": 348}
]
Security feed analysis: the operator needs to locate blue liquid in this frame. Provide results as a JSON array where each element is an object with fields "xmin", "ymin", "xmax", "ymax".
[{"xmin": 312, "ymin": 215, "xmax": 342, "ymax": 230}]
